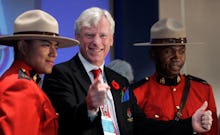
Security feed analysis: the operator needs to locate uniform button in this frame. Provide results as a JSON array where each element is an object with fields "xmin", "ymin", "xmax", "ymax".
[
  {"xmin": 154, "ymin": 114, "xmax": 159, "ymax": 118},
  {"xmin": 173, "ymin": 88, "xmax": 176, "ymax": 91},
  {"xmin": 56, "ymin": 113, "xmax": 59, "ymax": 116},
  {"xmin": 176, "ymin": 106, "xmax": 180, "ymax": 110}
]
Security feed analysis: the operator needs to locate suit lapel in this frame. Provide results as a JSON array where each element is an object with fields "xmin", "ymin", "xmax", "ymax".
[
  {"xmin": 104, "ymin": 67, "xmax": 128, "ymax": 120},
  {"xmin": 105, "ymin": 67, "xmax": 121, "ymax": 103},
  {"xmin": 70, "ymin": 55, "xmax": 91, "ymax": 93}
]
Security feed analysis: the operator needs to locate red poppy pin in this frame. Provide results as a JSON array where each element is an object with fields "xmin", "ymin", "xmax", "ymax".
[
  {"xmin": 127, "ymin": 107, "xmax": 133, "ymax": 122},
  {"xmin": 111, "ymin": 80, "xmax": 120, "ymax": 90}
]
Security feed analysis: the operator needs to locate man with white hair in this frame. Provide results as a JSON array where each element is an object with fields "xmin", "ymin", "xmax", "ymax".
[{"xmin": 43, "ymin": 7, "xmax": 133, "ymax": 135}]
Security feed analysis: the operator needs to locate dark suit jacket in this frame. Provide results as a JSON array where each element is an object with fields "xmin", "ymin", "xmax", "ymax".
[{"xmin": 42, "ymin": 54, "xmax": 133, "ymax": 135}]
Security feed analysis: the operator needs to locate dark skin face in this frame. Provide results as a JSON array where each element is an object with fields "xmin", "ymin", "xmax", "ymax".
[{"xmin": 151, "ymin": 45, "xmax": 186, "ymax": 78}]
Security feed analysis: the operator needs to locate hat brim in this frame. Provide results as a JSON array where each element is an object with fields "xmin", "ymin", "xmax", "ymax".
[
  {"xmin": 0, "ymin": 34, "xmax": 79, "ymax": 48},
  {"xmin": 133, "ymin": 42, "xmax": 204, "ymax": 46}
]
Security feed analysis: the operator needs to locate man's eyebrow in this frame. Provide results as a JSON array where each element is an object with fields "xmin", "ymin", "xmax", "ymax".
[{"xmin": 40, "ymin": 40, "xmax": 59, "ymax": 45}]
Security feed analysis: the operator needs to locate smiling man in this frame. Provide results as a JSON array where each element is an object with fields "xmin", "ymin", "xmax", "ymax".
[
  {"xmin": 42, "ymin": 7, "xmax": 133, "ymax": 135},
  {"xmin": 0, "ymin": 10, "xmax": 79, "ymax": 135},
  {"xmin": 132, "ymin": 18, "xmax": 218, "ymax": 135}
]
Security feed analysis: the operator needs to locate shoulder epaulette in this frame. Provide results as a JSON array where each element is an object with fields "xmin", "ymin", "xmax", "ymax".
[
  {"xmin": 130, "ymin": 76, "xmax": 149, "ymax": 89},
  {"xmin": 186, "ymin": 74, "xmax": 209, "ymax": 85},
  {"xmin": 18, "ymin": 68, "xmax": 31, "ymax": 80}
]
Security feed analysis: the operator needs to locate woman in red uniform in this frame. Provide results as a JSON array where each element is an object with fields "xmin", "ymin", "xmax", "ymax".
[
  {"xmin": 132, "ymin": 18, "xmax": 218, "ymax": 135},
  {"xmin": 0, "ymin": 10, "xmax": 79, "ymax": 135}
]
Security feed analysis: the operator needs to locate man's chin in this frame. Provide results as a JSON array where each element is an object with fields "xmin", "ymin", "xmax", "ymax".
[{"xmin": 170, "ymin": 71, "xmax": 181, "ymax": 76}]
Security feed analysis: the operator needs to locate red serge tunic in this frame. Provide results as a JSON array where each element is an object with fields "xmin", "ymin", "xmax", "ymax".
[
  {"xmin": 0, "ymin": 60, "xmax": 58, "ymax": 135},
  {"xmin": 133, "ymin": 72, "xmax": 218, "ymax": 135}
]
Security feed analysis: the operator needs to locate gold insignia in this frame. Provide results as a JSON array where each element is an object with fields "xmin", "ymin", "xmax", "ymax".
[
  {"xmin": 159, "ymin": 77, "xmax": 165, "ymax": 84},
  {"xmin": 177, "ymin": 75, "xmax": 181, "ymax": 83},
  {"xmin": 33, "ymin": 74, "xmax": 37, "ymax": 82},
  {"xmin": 29, "ymin": 70, "xmax": 41, "ymax": 84}
]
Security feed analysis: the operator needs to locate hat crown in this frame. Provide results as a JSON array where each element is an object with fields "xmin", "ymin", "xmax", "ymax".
[
  {"xmin": 14, "ymin": 9, "xmax": 59, "ymax": 34},
  {"xmin": 151, "ymin": 18, "xmax": 186, "ymax": 39}
]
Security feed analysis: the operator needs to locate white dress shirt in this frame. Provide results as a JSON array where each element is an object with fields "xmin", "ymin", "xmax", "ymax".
[{"xmin": 78, "ymin": 53, "xmax": 120, "ymax": 135}]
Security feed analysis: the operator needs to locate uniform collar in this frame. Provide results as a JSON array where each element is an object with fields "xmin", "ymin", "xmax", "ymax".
[
  {"xmin": 156, "ymin": 72, "xmax": 181, "ymax": 86},
  {"xmin": 14, "ymin": 60, "xmax": 41, "ymax": 84}
]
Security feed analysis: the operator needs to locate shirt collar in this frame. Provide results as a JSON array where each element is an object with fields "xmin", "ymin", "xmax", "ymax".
[{"xmin": 78, "ymin": 52, "xmax": 104, "ymax": 74}]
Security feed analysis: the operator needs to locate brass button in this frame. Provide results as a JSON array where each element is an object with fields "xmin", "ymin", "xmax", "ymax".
[
  {"xmin": 176, "ymin": 106, "xmax": 180, "ymax": 110},
  {"xmin": 154, "ymin": 114, "xmax": 159, "ymax": 118},
  {"xmin": 56, "ymin": 113, "xmax": 59, "ymax": 116},
  {"xmin": 173, "ymin": 88, "xmax": 176, "ymax": 91}
]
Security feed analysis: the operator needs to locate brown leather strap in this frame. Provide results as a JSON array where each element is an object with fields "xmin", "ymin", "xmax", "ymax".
[
  {"xmin": 174, "ymin": 75, "xmax": 190, "ymax": 121},
  {"xmin": 14, "ymin": 31, "xmax": 59, "ymax": 36},
  {"xmin": 151, "ymin": 38, "xmax": 187, "ymax": 44}
]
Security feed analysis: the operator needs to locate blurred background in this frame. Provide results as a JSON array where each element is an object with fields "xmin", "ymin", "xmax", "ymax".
[{"xmin": 0, "ymin": 0, "xmax": 220, "ymax": 115}]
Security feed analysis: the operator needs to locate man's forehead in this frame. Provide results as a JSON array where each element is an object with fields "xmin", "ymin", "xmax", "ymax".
[{"xmin": 31, "ymin": 39, "xmax": 58, "ymax": 44}]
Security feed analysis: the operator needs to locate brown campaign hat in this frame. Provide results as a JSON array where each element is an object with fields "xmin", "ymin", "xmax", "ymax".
[
  {"xmin": 0, "ymin": 9, "xmax": 79, "ymax": 48},
  {"xmin": 134, "ymin": 18, "xmax": 203, "ymax": 46}
]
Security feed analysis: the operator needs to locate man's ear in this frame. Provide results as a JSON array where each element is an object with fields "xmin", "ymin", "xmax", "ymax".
[{"xmin": 17, "ymin": 40, "xmax": 28, "ymax": 55}]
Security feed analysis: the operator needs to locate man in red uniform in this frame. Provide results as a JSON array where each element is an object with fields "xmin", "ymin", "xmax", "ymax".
[
  {"xmin": 132, "ymin": 18, "xmax": 218, "ymax": 135},
  {"xmin": 0, "ymin": 10, "xmax": 79, "ymax": 135}
]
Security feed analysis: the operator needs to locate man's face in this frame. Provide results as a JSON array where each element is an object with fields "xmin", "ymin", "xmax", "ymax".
[
  {"xmin": 76, "ymin": 16, "xmax": 113, "ymax": 66},
  {"xmin": 22, "ymin": 40, "xmax": 58, "ymax": 74},
  {"xmin": 152, "ymin": 45, "xmax": 186, "ymax": 78}
]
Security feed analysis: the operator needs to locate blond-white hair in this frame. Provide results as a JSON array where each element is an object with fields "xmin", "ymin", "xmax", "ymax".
[{"xmin": 74, "ymin": 7, "xmax": 115, "ymax": 35}]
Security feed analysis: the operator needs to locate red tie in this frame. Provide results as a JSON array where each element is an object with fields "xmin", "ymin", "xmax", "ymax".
[
  {"xmin": 92, "ymin": 69, "xmax": 118, "ymax": 134},
  {"xmin": 91, "ymin": 68, "xmax": 101, "ymax": 80}
]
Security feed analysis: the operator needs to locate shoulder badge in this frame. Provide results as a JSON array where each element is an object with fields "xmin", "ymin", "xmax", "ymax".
[
  {"xmin": 186, "ymin": 74, "xmax": 209, "ymax": 85},
  {"xmin": 130, "ymin": 76, "xmax": 149, "ymax": 89},
  {"xmin": 18, "ymin": 68, "xmax": 31, "ymax": 80}
]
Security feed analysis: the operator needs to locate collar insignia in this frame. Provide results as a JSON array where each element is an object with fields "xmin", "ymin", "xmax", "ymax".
[{"xmin": 157, "ymin": 74, "xmax": 181, "ymax": 86}]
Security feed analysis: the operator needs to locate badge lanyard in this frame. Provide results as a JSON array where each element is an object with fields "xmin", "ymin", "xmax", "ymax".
[{"xmin": 101, "ymin": 93, "xmax": 118, "ymax": 135}]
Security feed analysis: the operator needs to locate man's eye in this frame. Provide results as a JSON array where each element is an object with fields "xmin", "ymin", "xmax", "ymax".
[
  {"xmin": 164, "ymin": 49, "xmax": 172, "ymax": 54},
  {"xmin": 85, "ymin": 34, "xmax": 94, "ymax": 38},
  {"xmin": 42, "ymin": 44, "xmax": 50, "ymax": 47},
  {"xmin": 100, "ymin": 34, "xmax": 107, "ymax": 38},
  {"xmin": 179, "ymin": 49, "xmax": 185, "ymax": 54}
]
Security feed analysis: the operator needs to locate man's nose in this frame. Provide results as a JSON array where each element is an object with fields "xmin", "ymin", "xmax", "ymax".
[
  {"xmin": 93, "ymin": 35, "xmax": 102, "ymax": 45},
  {"xmin": 49, "ymin": 45, "xmax": 58, "ymax": 58}
]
